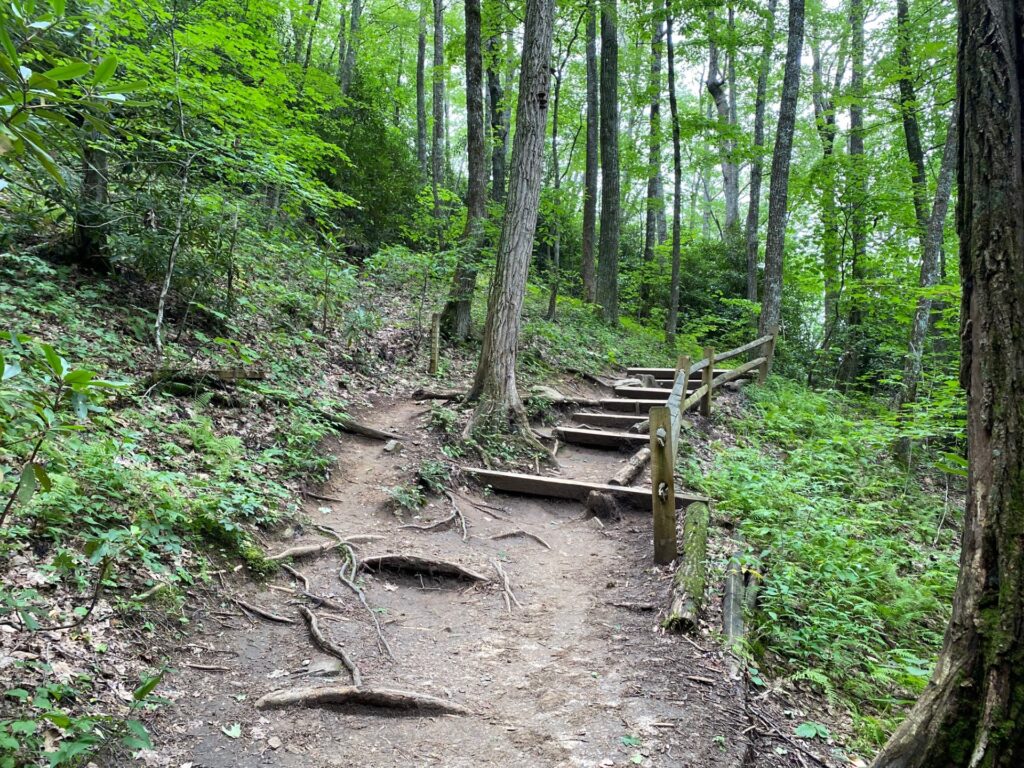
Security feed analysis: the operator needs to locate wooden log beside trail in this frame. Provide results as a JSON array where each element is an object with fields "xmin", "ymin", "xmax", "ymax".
[
  {"xmin": 663, "ymin": 502, "xmax": 710, "ymax": 633},
  {"xmin": 722, "ymin": 550, "xmax": 745, "ymax": 647},
  {"xmin": 609, "ymin": 447, "xmax": 650, "ymax": 486}
]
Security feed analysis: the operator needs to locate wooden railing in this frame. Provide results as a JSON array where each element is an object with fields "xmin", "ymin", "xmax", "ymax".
[{"xmin": 649, "ymin": 327, "xmax": 778, "ymax": 564}]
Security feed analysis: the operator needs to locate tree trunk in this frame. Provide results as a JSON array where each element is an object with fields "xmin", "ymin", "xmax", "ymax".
[
  {"xmin": 596, "ymin": 0, "xmax": 620, "ymax": 325},
  {"xmin": 893, "ymin": 113, "xmax": 957, "ymax": 413},
  {"xmin": 640, "ymin": 10, "xmax": 665, "ymax": 320},
  {"xmin": 72, "ymin": 135, "xmax": 110, "ymax": 271},
  {"xmin": 706, "ymin": 11, "xmax": 739, "ymax": 237},
  {"xmin": 439, "ymin": 0, "xmax": 486, "ymax": 340},
  {"xmin": 664, "ymin": 0, "xmax": 682, "ymax": 343},
  {"xmin": 336, "ymin": 0, "xmax": 348, "ymax": 83},
  {"xmin": 838, "ymin": 0, "xmax": 867, "ymax": 385},
  {"xmin": 895, "ymin": 0, "xmax": 929, "ymax": 234},
  {"xmin": 581, "ymin": 0, "xmax": 599, "ymax": 304},
  {"xmin": 758, "ymin": 0, "xmax": 805, "ymax": 341},
  {"xmin": 743, "ymin": 0, "xmax": 778, "ymax": 304},
  {"xmin": 871, "ymin": 1, "xmax": 1024, "ymax": 763},
  {"xmin": 487, "ymin": 33, "xmax": 507, "ymax": 202},
  {"xmin": 339, "ymin": 0, "xmax": 361, "ymax": 93},
  {"xmin": 431, "ymin": 0, "xmax": 445, "ymax": 225},
  {"xmin": 416, "ymin": 0, "xmax": 428, "ymax": 176},
  {"xmin": 467, "ymin": 0, "xmax": 555, "ymax": 422}
]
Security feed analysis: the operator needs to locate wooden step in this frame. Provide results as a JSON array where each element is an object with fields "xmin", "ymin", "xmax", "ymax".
[
  {"xmin": 596, "ymin": 398, "xmax": 669, "ymax": 413},
  {"xmin": 571, "ymin": 412, "xmax": 647, "ymax": 429},
  {"xmin": 614, "ymin": 386, "xmax": 697, "ymax": 400},
  {"xmin": 463, "ymin": 467, "xmax": 709, "ymax": 509},
  {"xmin": 554, "ymin": 426, "xmax": 648, "ymax": 449}
]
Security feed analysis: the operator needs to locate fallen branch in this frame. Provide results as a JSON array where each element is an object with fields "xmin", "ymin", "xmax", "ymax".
[
  {"xmin": 249, "ymin": 387, "xmax": 400, "ymax": 441},
  {"xmin": 663, "ymin": 503, "xmax": 710, "ymax": 633},
  {"xmin": 359, "ymin": 555, "xmax": 489, "ymax": 583},
  {"xmin": 305, "ymin": 492, "xmax": 348, "ymax": 503},
  {"xmin": 489, "ymin": 530, "xmax": 551, "ymax": 550},
  {"xmin": 281, "ymin": 564, "xmax": 310, "ymax": 591},
  {"xmin": 232, "ymin": 597, "xmax": 296, "ymax": 625},
  {"xmin": 491, "ymin": 558, "xmax": 521, "ymax": 613},
  {"xmin": 255, "ymin": 685, "xmax": 470, "ymax": 715},
  {"xmin": 411, "ymin": 388, "xmax": 465, "ymax": 401},
  {"xmin": 298, "ymin": 607, "xmax": 362, "ymax": 686},
  {"xmin": 608, "ymin": 447, "xmax": 651, "ymax": 487},
  {"xmin": 268, "ymin": 541, "xmax": 338, "ymax": 562},
  {"xmin": 443, "ymin": 490, "xmax": 469, "ymax": 541}
]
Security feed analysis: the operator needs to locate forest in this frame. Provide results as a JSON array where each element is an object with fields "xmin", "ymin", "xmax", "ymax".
[{"xmin": 0, "ymin": 0, "xmax": 1021, "ymax": 763}]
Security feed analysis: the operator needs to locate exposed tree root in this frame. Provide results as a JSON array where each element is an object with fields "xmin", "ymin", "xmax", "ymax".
[
  {"xmin": 490, "ymin": 558, "xmax": 521, "ymax": 613},
  {"xmin": 359, "ymin": 554, "xmax": 489, "ymax": 583},
  {"xmin": 338, "ymin": 571, "xmax": 394, "ymax": 659},
  {"xmin": 280, "ymin": 564, "xmax": 310, "ymax": 591},
  {"xmin": 298, "ymin": 607, "xmax": 362, "ymax": 686},
  {"xmin": 399, "ymin": 492, "xmax": 468, "ymax": 541},
  {"xmin": 248, "ymin": 387, "xmax": 400, "ymax": 441},
  {"xmin": 411, "ymin": 388, "xmax": 465, "ymax": 401},
  {"xmin": 489, "ymin": 529, "xmax": 551, "ymax": 550},
  {"xmin": 255, "ymin": 685, "xmax": 470, "ymax": 715},
  {"xmin": 268, "ymin": 541, "xmax": 338, "ymax": 561},
  {"xmin": 232, "ymin": 597, "xmax": 295, "ymax": 624},
  {"xmin": 462, "ymin": 397, "xmax": 559, "ymax": 468}
]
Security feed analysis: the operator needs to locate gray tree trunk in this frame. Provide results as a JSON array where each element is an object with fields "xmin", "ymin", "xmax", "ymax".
[
  {"xmin": 431, "ymin": 0, "xmax": 445, "ymax": 224},
  {"xmin": 487, "ymin": 33, "xmax": 507, "ymax": 202},
  {"xmin": 743, "ymin": 0, "xmax": 778, "ymax": 303},
  {"xmin": 640, "ymin": 12, "xmax": 665, "ymax": 320},
  {"xmin": 706, "ymin": 11, "xmax": 739, "ymax": 236},
  {"xmin": 416, "ymin": 0, "xmax": 427, "ymax": 175},
  {"xmin": 581, "ymin": 0, "xmax": 599, "ymax": 304},
  {"xmin": 339, "ymin": 0, "xmax": 361, "ymax": 92},
  {"xmin": 664, "ymin": 0, "xmax": 682, "ymax": 343},
  {"xmin": 596, "ymin": 0, "xmax": 620, "ymax": 324},
  {"xmin": 467, "ymin": 0, "xmax": 555, "ymax": 419},
  {"xmin": 73, "ymin": 136, "xmax": 110, "ymax": 271},
  {"xmin": 758, "ymin": 0, "xmax": 805, "ymax": 340}
]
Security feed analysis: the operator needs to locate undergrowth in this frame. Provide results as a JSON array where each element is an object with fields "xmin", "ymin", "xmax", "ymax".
[{"xmin": 685, "ymin": 378, "xmax": 961, "ymax": 748}]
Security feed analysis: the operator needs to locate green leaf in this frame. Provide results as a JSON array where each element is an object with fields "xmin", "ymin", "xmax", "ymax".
[
  {"xmin": 132, "ymin": 672, "xmax": 163, "ymax": 701},
  {"xmin": 40, "ymin": 344, "xmax": 65, "ymax": 377},
  {"xmin": 0, "ymin": 27, "xmax": 18, "ymax": 66},
  {"xmin": 63, "ymin": 368, "xmax": 96, "ymax": 386},
  {"xmin": 121, "ymin": 719, "xmax": 152, "ymax": 750},
  {"xmin": 15, "ymin": 464, "xmax": 36, "ymax": 507},
  {"xmin": 31, "ymin": 462, "xmax": 50, "ymax": 492},
  {"xmin": 620, "ymin": 735, "xmax": 641, "ymax": 747},
  {"xmin": 10, "ymin": 720, "xmax": 35, "ymax": 734},
  {"xmin": 92, "ymin": 55, "xmax": 116, "ymax": 85},
  {"xmin": 41, "ymin": 60, "xmax": 90, "ymax": 81},
  {"xmin": 51, "ymin": 0, "xmax": 66, "ymax": 15},
  {"xmin": 221, "ymin": 723, "xmax": 242, "ymax": 739},
  {"xmin": 794, "ymin": 721, "xmax": 829, "ymax": 740},
  {"xmin": 1, "ymin": 354, "xmax": 20, "ymax": 380}
]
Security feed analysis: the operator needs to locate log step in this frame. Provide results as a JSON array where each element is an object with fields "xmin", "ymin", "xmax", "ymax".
[
  {"xmin": 554, "ymin": 426, "xmax": 648, "ymax": 449},
  {"xmin": 627, "ymin": 367, "xmax": 732, "ymax": 378},
  {"xmin": 614, "ymin": 386, "xmax": 697, "ymax": 400},
  {"xmin": 462, "ymin": 467, "xmax": 709, "ymax": 509},
  {"xmin": 571, "ymin": 412, "xmax": 647, "ymax": 429},
  {"xmin": 596, "ymin": 398, "xmax": 671, "ymax": 413}
]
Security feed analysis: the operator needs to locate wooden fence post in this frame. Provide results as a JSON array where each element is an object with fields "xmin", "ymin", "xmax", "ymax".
[
  {"xmin": 701, "ymin": 347, "xmax": 714, "ymax": 417},
  {"xmin": 758, "ymin": 325, "xmax": 778, "ymax": 383},
  {"xmin": 677, "ymin": 354, "xmax": 691, "ymax": 390},
  {"xmin": 649, "ymin": 406, "xmax": 677, "ymax": 565},
  {"xmin": 428, "ymin": 312, "xmax": 441, "ymax": 376}
]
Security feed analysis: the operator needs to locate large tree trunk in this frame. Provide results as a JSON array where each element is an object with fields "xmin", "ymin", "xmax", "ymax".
[
  {"xmin": 664, "ymin": 0, "xmax": 682, "ymax": 344},
  {"xmin": 758, "ymin": 0, "xmax": 805, "ymax": 340},
  {"xmin": 339, "ymin": 0, "xmax": 361, "ymax": 93},
  {"xmin": 640, "ymin": 10, "xmax": 665, "ymax": 320},
  {"xmin": 431, "ymin": 0, "xmax": 445, "ymax": 226},
  {"xmin": 706, "ymin": 11, "xmax": 739, "ymax": 237},
  {"xmin": 336, "ymin": 0, "xmax": 349, "ymax": 83},
  {"xmin": 838, "ymin": 0, "xmax": 867, "ymax": 385},
  {"xmin": 893, "ymin": 114, "xmax": 957, "ymax": 413},
  {"xmin": 467, "ymin": 0, "xmax": 555, "ymax": 422},
  {"xmin": 439, "ymin": 0, "xmax": 486, "ymax": 340},
  {"xmin": 871, "ymin": 1, "xmax": 1024, "ymax": 763},
  {"xmin": 743, "ymin": 0, "xmax": 778, "ymax": 304},
  {"xmin": 416, "ymin": 0, "xmax": 428, "ymax": 176},
  {"xmin": 581, "ymin": 0, "xmax": 599, "ymax": 304},
  {"xmin": 596, "ymin": 0, "xmax": 620, "ymax": 325},
  {"xmin": 487, "ymin": 32, "xmax": 508, "ymax": 202}
]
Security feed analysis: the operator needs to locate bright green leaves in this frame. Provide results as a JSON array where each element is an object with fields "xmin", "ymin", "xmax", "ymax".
[{"xmin": 41, "ymin": 60, "xmax": 90, "ymax": 81}]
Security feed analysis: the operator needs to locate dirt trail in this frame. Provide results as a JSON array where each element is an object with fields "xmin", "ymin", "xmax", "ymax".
[{"xmin": 151, "ymin": 398, "xmax": 751, "ymax": 768}]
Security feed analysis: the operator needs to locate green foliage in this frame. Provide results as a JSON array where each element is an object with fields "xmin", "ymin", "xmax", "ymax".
[
  {"xmin": 386, "ymin": 483, "xmax": 425, "ymax": 512},
  {"xmin": 416, "ymin": 459, "xmax": 449, "ymax": 494},
  {"xmin": 685, "ymin": 378, "xmax": 960, "ymax": 747}
]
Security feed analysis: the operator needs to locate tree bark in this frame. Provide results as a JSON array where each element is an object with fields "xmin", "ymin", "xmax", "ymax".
[
  {"xmin": 758, "ymin": 0, "xmax": 805, "ymax": 341},
  {"xmin": 743, "ymin": 0, "xmax": 778, "ymax": 304},
  {"xmin": 431, "ymin": 0, "xmax": 445, "ymax": 225},
  {"xmin": 72, "ymin": 135, "xmax": 110, "ymax": 271},
  {"xmin": 467, "ymin": 0, "xmax": 555, "ymax": 421},
  {"xmin": 872, "ymin": 1, "xmax": 1024, "ymax": 763},
  {"xmin": 487, "ymin": 33, "xmax": 508, "ymax": 202},
  {"xmin": 895, "ymin": 0, "xmax": 929, "ymax": 234},
  {"xmin": 596, "ymin": 0, "xmax": 620, "ymax": 324},
  {"xmin": 416, "ymin": 0, "xmax": 428, "ymax": 176},
  {"xmin": 336, "ymin": 0, "xmax": 349, "ymax": 83},
  {"xmin": 581, "ymin": 0, "xmax": 599, "ymax": 304},
  {"xmin": 893, "ymin": 113, "xmax": 957, "ymax": 413},
  {"xmin": 838, "ymin": 0, "xmax": 867, "ymax": 385},
  {"xmin": 664, "ymin": 0, "xmax": 682, "ymax": 343},
  {"xmin": 439, "ymin": 0, "xmax": 486, "ymax": 340},
  {"xmin": 706, "ymin": 11, "xmax": 739, "ymax": 237},
  {"xmin": 339, "ymin": 0, "xmax": 361, "ymax": 93},
  {"xmin": 640, "ymin": 10, "xmax": 665, "ymax": 320}
]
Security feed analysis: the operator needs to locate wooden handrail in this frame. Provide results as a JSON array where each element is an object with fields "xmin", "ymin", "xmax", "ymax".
[{"xmin": 648, "ymin": 328, "xmax": 778, "ymax": 564}]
